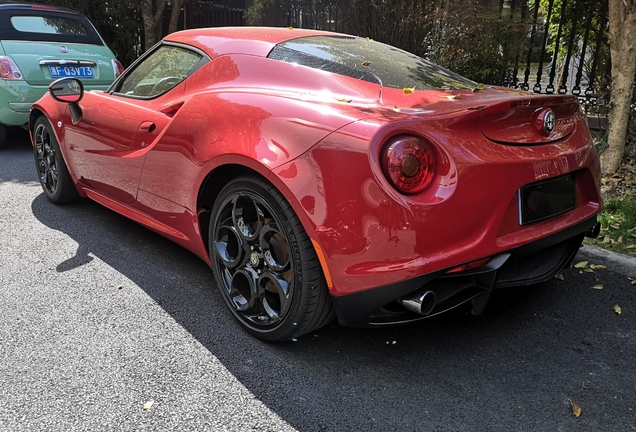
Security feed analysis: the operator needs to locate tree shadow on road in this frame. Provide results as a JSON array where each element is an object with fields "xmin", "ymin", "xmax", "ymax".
[
  {"xmin": 30, "ymin": 192, "xmax": 636, "ymax": 431},
  {"xmin": 0, "ymin": 129, "xmax": 38, "ymax": 185}
]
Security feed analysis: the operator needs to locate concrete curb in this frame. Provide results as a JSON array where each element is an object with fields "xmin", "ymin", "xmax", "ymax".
[{"xmin": 575, "ymin": 244, "xmax": 636, "ymax": 278}]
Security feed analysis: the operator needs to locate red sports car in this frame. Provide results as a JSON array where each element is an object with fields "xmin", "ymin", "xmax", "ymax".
[{"xmin": 30, "ymin": 27, "xmax": 602, "ymax": 342}]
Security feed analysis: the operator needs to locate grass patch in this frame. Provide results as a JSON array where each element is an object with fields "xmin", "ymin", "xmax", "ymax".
[{"xmin": 586, "ymin": 194, "xmax": 636, "ymax": 256}]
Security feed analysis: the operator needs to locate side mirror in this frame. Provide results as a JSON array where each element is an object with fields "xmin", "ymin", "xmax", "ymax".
[{"xmin": 49, "ymin": 78, "xmax": 84, "ymax": 122}]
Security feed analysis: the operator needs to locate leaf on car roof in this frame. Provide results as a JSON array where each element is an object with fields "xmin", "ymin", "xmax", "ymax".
[
  {"xmin": 614, "ymin": 305, "xmax": 622, "ymax": 315},
  {"xmin": 554, "ymin": 273, "xmax": 564, "ymax": 280},
  {"xmin": 443, "ymin": 94, "xmax": 460, "ymax": 100},
  {"xmin": 573, "ymin": 261, "xmax": 589, "ymax": 268},
  {"xmin": 287, "ymin": 26, "xmax": 293, "ymax": 30},
  {"xmin": 592, "ymin": 284, "xmax": 603, "ymax": 289},
  {"xmin": 571, "ymin": 401, "xmax": 582, "ymax": 418},
  {"xmin": 393, "ymin": 105, "xmax": 402, "ymax": 113},
  {"xmin": 336, "ymin": 97, "xmax": 352, "ymax": 103},
  {"xmin": 362, "ymin": 60, "xmax": 371, "ymax": 67},
  {"xmin": 403, "ymin": 87, "xmax": 416, "ymax": 95},
  {"xmin": 143, "ymin": 400, "xmax": 155, "ymax": 411},
  {"xmin": 472, "ymin": 83, "xmax": 485, "ymax": 92}
]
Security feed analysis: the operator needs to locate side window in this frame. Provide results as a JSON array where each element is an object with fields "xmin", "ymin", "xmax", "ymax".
[{"xmin": 116, "ymin": 45, "xmax": 203, "ymax": 98}]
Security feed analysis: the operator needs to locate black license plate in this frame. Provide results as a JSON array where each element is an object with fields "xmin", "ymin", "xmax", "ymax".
[{"xmin": 519, "ymin": 174, "xmax": 576, "ymax": 225}]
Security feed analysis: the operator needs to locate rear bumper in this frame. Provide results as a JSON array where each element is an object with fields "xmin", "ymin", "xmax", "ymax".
[{"xmin": 331, "ymin": 215, "xmax": 598, "ymax": 327}]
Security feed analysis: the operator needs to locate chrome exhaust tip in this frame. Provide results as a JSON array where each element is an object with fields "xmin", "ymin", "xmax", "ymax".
[
  {"xmin": 585, "ymin": 222, "xmax": 601, "ymax": 239},
  {"xmin": 399, "ymin": 290, "xmax": 436, "ymax": 316}
]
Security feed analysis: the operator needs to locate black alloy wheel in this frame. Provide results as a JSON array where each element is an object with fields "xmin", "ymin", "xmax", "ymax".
[
  {"xmin": 32, "ymin": 117, "xmax": 80, "ymax": 204},
  {"xmin": 209, "ymin": 175, "xmax": 334, "ymax": 342}
]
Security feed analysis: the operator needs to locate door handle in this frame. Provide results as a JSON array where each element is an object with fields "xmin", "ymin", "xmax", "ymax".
[{"xmin": 139, "ymin": 121, "xmax": 156, "ymax": 133}]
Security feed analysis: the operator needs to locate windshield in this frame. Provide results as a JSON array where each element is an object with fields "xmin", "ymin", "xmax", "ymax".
[{"xmin": 268, "ymin": 36, "xmax": 476, "ymax": 91}]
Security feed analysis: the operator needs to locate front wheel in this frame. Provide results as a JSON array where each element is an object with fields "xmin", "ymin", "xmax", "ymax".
[
  {"xmin": 32, "ymin": 116, "xmax": 80, "ymax": 204},
  {"xmin": 209, "ymin": 175, "xmax": 334, "ymax": 342}
]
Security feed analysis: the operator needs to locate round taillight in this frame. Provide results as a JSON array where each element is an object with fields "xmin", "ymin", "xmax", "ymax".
[{"xmin": 382, "ymin": 136, "xmax": 436, "ymax": 194}]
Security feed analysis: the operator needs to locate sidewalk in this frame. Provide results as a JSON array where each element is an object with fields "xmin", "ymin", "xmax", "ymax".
[{"xmin": 576, "ymin": 244, "xmax": 636, "ymax": 277}]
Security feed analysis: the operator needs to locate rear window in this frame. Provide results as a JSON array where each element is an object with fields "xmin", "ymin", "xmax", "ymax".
[
  {"xmin": 268, "ymin": 36, "xmax": 476, "ymax": 91},
  {"xmin": 0, "ymin": 9, "xmax": 102, "ymax": 45},
  {"xmin": 11, "ymin": 16, "xmax": 88, "ymax": 36}
]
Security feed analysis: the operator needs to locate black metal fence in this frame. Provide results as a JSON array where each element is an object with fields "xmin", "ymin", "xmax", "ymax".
[
  {"xmin": 185, "ymin": 0, "xmax": 246, "ymax": 29},
  {"xmin": 187, "ymin": 0, "xmax": 611, "ymax": 116}
]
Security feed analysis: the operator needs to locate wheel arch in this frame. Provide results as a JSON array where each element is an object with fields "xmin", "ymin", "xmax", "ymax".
[
  {"xmin": 196, "ymin": 162, "xmax": 325, "ymax": 281},
  {"xmin": 197, "ymin": 163, "xmax": 256, "ymax": 255},
  {"xmin": 29, "ymin": 108, "xmax": 45, "ymax": 135}
]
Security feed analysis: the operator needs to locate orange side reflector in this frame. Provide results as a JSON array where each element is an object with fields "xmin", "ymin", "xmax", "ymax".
[
  {"xmin": 446, "ymin": 257, "xmax": 491, "ymax": 274},
  {"xmin": 311, "ymin": 238, "xmax": 333, "ymax": 289}
]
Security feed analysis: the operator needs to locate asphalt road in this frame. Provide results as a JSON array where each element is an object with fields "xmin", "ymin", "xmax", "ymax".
[{"xmin": 1, "ymin": 129, "xmax": 635, "ymax": 431}]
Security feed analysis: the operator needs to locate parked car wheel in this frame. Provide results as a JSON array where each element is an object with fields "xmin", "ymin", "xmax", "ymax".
[
  {"xmin": 0, "ymin": 124, "xmax": 6, "ymax": 149},
  {"xmin": 209, "ymin": 176, "xmax": 334, "ymax": 342},
  {"xmin": 32, "ymin": 117, "xmax": 80, "ymax": 204}
]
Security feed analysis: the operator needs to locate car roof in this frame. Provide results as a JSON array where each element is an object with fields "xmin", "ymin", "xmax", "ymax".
[
  {"xmin": 164, "ymin": 26, "xmax": 352, "ymax": 59},
  {"xmin": 0, "ymin": 2, "xmax": 80, "ymax": 15}
]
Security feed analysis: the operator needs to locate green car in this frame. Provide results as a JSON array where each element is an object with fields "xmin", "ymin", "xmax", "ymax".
[{"xmin": 0, "ymin": 2, "xmax": 122, "ymax": 148}]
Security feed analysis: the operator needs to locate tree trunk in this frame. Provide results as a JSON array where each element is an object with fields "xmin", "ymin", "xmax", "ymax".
[
  {"xmin": 141, "ymin": 0, "xmax": 167, "ymax": 51},
  {"xmin": 169, "ymin": 0, "xmax": 186, "ymax": 34},
  {"xmin": 602, "ymin": 0, "xmax": 636, "ymax": 174}
]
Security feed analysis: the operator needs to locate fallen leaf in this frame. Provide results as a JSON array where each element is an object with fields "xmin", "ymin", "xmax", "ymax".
[
  {"xmin": 472, "ymin": 83, "xmax": 486, "ymax": 92},
  {"xmin": 626, "ymin": 245, "xmax": 636, "ymax": 249},
  {"xmin": 611, "ymin": 224, "xmax": 621, "ymax": 229},
  {"xmin": 592, "ymin": 284, "xmax": 603, "ymax": 289},
  {"xmin": 590, "ymin": 264, "xmax": 607, "ymax": 270},
  {"xmin": 554, "ymin": 273, "xmax": 564, "ymax": 280},
  {"xmin": 362, "ymin": 60, "xmax": 371, "ymax": 66},
  {"xmin": 573, "ymin": 261, "xmax": 589, "ymax": 268},
  {"xmin": 583, "ymin": 268, "xmax": 595, "ymax": 273},
  {"xmin": 393, "ymin": 105, "xmax": 402, "ymax": 113},
  {"xmin": 614, "ymin": 305, "xmax": 622, "ymax": 315},
  {"xmin": 603, "ymin": 235, "xmax": 611, "ymax": 243},
  {"xmin": 443, "ymin": 94, "xmax": 460, "ymax": 100},
  {"xmin": 571, "ymin": 402, "xmax": 582, "ymax": 418},
  {"xmin": 403, "ymin": 86, "xmax": 416, "ymax": 95},
  {"xmin": 618, "ymin": 236, "xmax": 624, "ymax": 243},
  {"xmin": 335, "ymin": 97, "xmax": 352, "ymax": 103},
  {"xmin": 143, "ymin": 400, "xmax": 154, "ymax": 411},
  {"xmin": 286, "ymin": 26, "xmax": 293, "ymax": 30},
  {"xmin": 628, "ymin": 277, "xmax": 636, "ymax": 285}
]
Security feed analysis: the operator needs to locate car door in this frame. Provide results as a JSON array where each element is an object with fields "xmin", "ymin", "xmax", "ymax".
[{"xmin": 63, "ymin": 43, "xmax": 207, "ymax": 204}]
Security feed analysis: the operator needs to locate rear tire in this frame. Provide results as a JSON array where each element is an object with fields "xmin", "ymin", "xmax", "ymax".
[
  {"xmin": 209, "ymin": 175, "xmax": 334, "ymax": 342},
  {"xmin": 32, "ymin": 116, "xmax": 80, "ymax": 204}
]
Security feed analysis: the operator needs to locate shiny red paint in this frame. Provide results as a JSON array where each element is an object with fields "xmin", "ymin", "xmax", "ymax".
[{"xmin": 31, "ymin": 27, "xmax": 602, "ymax": 303}]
